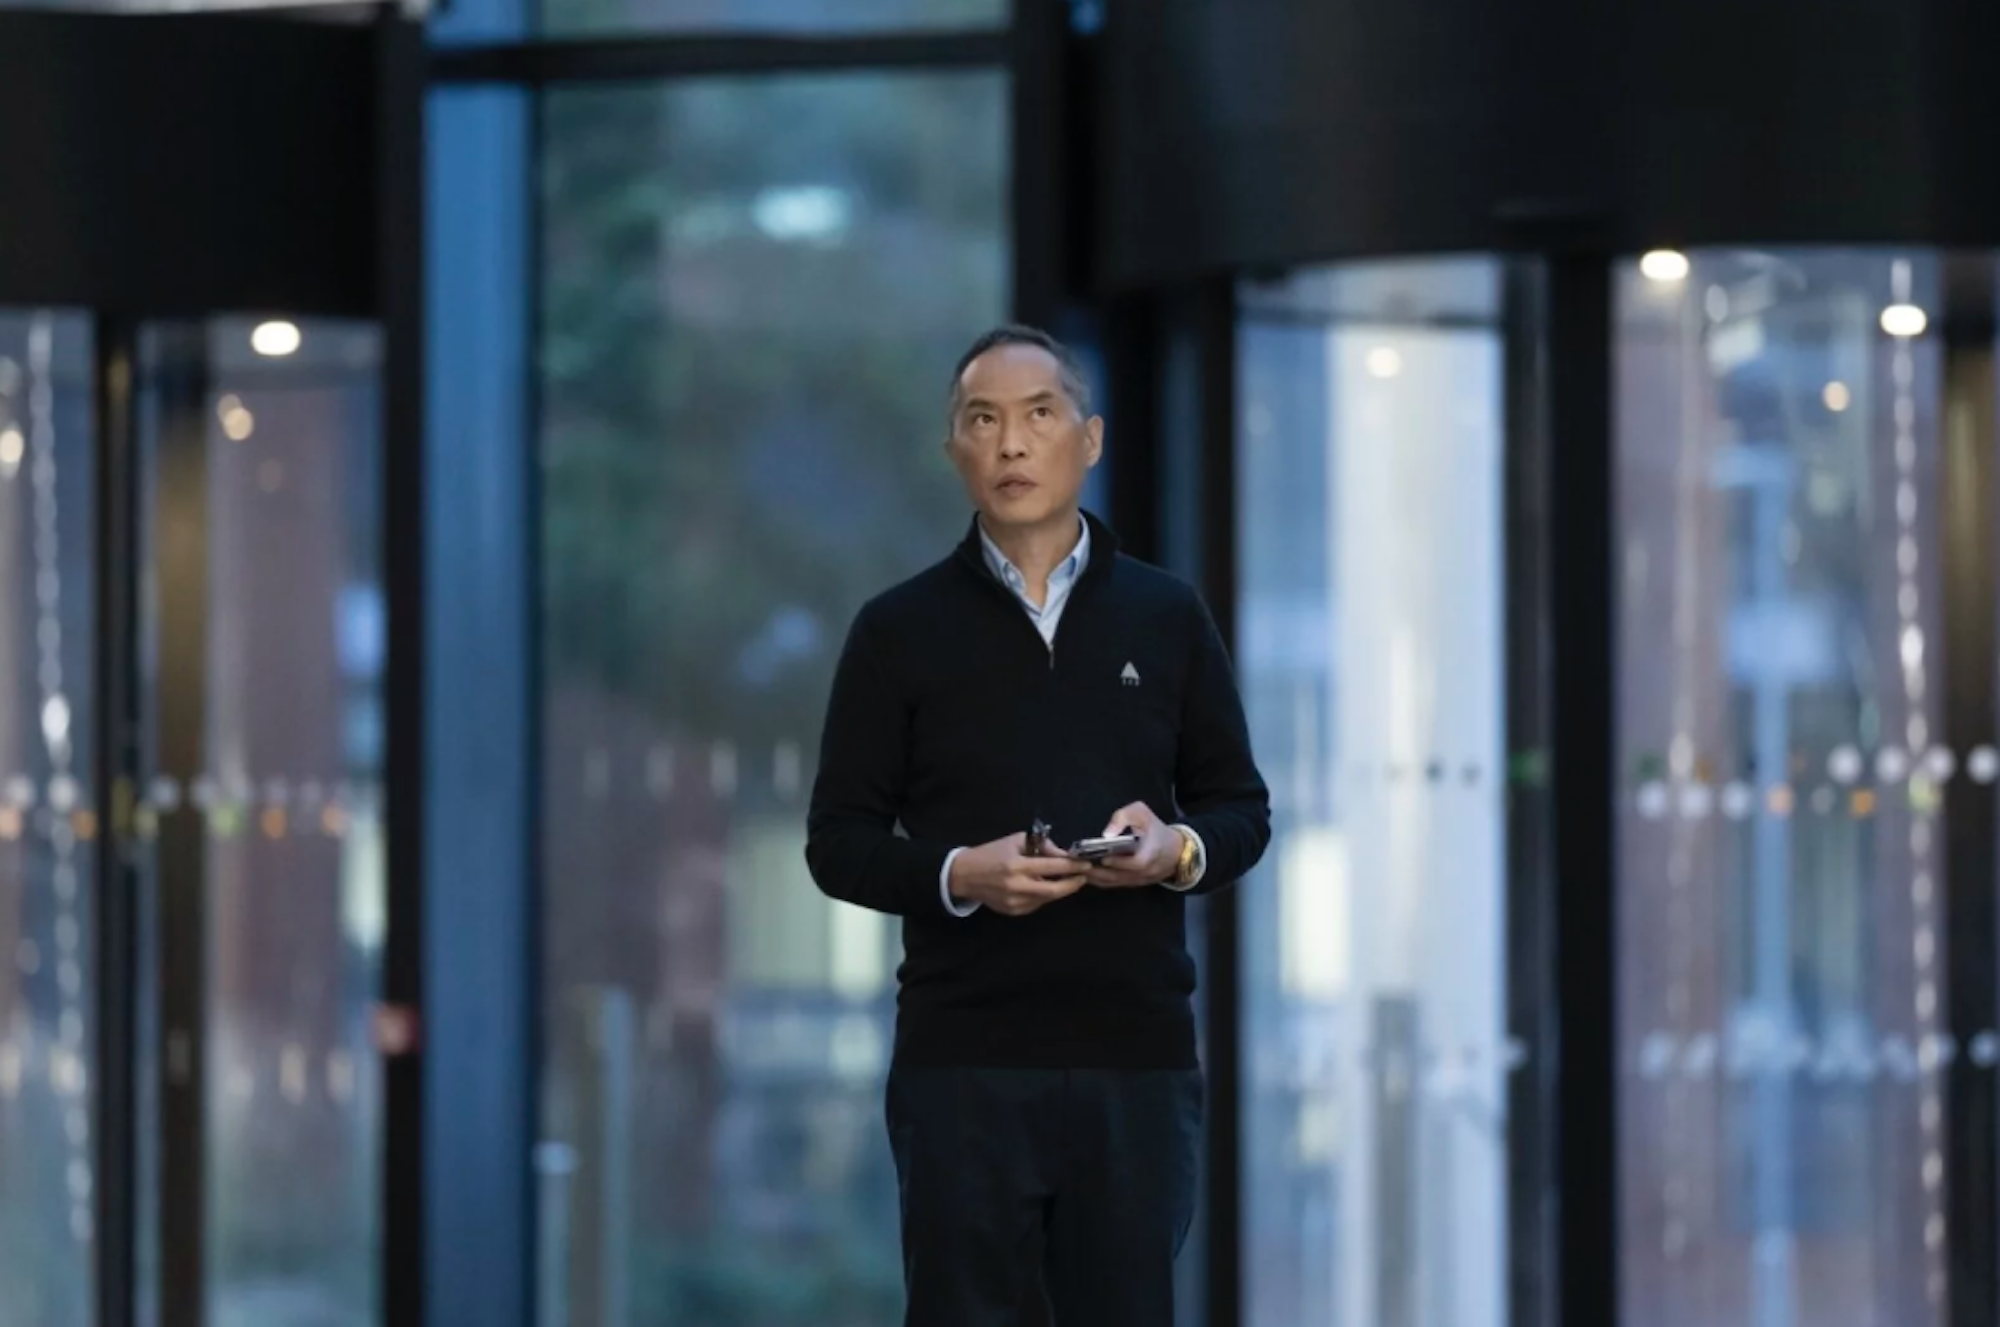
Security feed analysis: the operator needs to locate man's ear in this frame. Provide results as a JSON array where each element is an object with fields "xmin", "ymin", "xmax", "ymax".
[{"xmin": 1084, "ymin": 415, "xmax": 1106, "ymax": 468}]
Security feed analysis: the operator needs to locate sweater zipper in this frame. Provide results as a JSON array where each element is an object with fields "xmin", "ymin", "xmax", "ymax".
[{"xmin": 962, "ymin": 546, "xmax": 1090, "ymax": 674}]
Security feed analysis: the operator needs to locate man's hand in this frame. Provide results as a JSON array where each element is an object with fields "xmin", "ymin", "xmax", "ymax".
[
  {"xmin": 949, "ymin": 832, "xmax": 1090, "ymax": 917},
  {"xmin": 1085, "ymin": 802, "xmax": 1182, "ymax": 888}
]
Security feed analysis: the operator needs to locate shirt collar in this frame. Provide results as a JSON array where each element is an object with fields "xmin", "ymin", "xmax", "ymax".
[{"xmin": 977, "ymin": 516, "xmax": 1090, "ymax": 593}]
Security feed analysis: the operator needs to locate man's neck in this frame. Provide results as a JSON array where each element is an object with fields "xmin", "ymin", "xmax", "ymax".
[{"xmin": 980, "ymin": 510, "xmax": 1083, "ymax": 587}]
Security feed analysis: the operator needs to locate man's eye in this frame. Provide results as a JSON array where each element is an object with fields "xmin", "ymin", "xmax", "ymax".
[{"xmin": 1031, "ymin": 406, "xmax": 1053, "ymax": 419}]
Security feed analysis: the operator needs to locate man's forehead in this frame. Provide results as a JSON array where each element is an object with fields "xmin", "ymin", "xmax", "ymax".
[
  {"xmin": 961, "ymin": 342, "xmax": 1063, "ymax": 389},
  {"xmin": 960, "ymin": 382, "xmax": 1063, "ymax": 406}
]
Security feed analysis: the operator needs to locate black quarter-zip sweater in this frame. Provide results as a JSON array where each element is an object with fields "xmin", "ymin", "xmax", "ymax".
[{"xmin": 805, "ymin": 512, "xmax": 1271, "ymax": 1069}]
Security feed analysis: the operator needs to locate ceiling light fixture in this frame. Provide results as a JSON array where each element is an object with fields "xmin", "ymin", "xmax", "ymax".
[
  {"xmin": 1640, "ymin": 250, "xmax": 1691, "ymax": 283},
  {"xmin": 251, "ymin": 320, "xmax": 302, "ymax": 358}
]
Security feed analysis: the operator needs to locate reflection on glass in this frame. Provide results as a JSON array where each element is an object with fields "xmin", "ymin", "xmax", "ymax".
[
  {"xmin": 541, "ymin": 0, "xmax": 1004, "ymax": 39},
  {"xmin": 537, "ymin": 73, "xmax": 1005, "ymax": 1325},
  {"xmin": 1616, "ymin": 250, "xmax": 1972, "ymax": 1327},
  {"xmin": 1237, "ymin": 260, "xmax": 1510, "ymax": 1327},
  {"xmin": 184, "ymin": 318, "xmax": 385, "ymax": 1327},
  {"xmin": 0, "ymin": 310, "xmax": 95, "ymax": 1327}
]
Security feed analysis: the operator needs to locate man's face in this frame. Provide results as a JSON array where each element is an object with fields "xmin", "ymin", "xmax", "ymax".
[{"xmin": 946, "ymin": 343, "xmax": 1103, "ymax": 532}]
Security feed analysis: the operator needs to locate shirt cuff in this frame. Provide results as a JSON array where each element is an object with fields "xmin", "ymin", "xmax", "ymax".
[
  {"xmin": 940, "ymin": 847, "xmax": 980, "ymax": 916},
  {"xmin": 1160, "ymin": 831, "xmax": 1200, "ymax": 891}
]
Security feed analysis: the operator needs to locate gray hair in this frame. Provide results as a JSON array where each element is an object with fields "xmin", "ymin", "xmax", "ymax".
[{"xmin": 947, "ymin": 324, "xmax": 1094, "ymax": 430}]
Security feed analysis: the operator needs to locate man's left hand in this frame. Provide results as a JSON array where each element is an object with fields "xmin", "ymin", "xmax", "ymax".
[{"xmin": 1085, "ymin": 802, "xmax": 1181, "ymax": 888}]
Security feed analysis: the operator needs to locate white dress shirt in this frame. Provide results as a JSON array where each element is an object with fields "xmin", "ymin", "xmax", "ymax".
[{"xmin": 939, "ymin": 517, "xmax": 1206, "ymax": 915}]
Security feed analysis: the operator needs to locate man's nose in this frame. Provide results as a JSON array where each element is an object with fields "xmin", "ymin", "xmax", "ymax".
[{"xmin": 999, "ymin": 427, "xmax": 1029, "ymax": 458}]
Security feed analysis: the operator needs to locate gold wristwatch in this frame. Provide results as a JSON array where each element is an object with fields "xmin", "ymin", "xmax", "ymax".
[{"xmin": 1171, "ymin": 826, "xmax": 1200, "ymax": 887}]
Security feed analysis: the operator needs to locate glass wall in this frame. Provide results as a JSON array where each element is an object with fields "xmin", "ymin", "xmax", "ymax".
[
  {"xmin": 1236, "ymin": 259, "xmax": 1512, "ymax": 1327},
  {"xmin": 1614, "ymin": 250, "xmax": 1990, "ymax": 1327},
  {"xmin": 535, "ymin": 71, "xmax": 1007, "ymax": 1325},
  {"xmin": 0, "ymin": 310, "xmax": 96, "ymax": 1327}
]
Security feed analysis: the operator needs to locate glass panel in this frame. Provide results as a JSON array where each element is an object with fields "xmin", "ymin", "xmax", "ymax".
[
  {"xmin": 541, "ymin": 0, "xmax": 1005, "ymax": 40},
  {"xmin": 1236, "ymin": 259, "xmax": 1512, "ymax": 1327},
  {"xmin": 537, "ymin": 71, "xmax": 1006, "ymax": 1325},
  {"xmin": 1616, "ymin": 250, "xmax": 1957, "ymax": 1327},
  {"xmin": 184, "ymin": 317, "xmax": 384, "ymax": 1327},
  {"xmin": 0, "ymin": 310, "xmax": 95, "ymax": 1327}
]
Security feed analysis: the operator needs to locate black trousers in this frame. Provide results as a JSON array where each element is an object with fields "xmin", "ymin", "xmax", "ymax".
[{"xmin": 885, "ymin": 1065, "xmax": 1203, "ymax": 1327}]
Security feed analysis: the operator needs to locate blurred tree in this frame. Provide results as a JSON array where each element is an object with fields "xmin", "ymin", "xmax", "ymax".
[{"xmin": 541, "ymin": 74, "xmax": 1004, "ymax": 746}]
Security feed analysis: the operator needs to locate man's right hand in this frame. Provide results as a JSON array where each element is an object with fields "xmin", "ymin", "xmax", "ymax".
[{"xmin": 948, "ymin": 832, "xmax": 1089, "ymax": 917}]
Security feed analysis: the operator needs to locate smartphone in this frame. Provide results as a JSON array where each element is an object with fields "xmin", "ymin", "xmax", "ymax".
[{"xmin": 1068, "ymin": 833, "xmax": 1141, "ymax": 861}]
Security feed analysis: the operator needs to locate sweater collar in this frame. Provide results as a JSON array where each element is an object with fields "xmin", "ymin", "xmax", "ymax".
[{"xmin": 955, "ymin": 509, "xmax": 1119, "ymax": 587}]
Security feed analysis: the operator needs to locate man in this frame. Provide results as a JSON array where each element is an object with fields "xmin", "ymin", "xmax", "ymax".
[{"xmin": 805, "ymin": 325, "xmax": 1270, "ymax": 1325}]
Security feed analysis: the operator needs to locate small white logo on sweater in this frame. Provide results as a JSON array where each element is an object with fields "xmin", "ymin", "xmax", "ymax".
[{"xmin": 1121, "ymin": 662, "xmax": 1142, "ymax": 687}]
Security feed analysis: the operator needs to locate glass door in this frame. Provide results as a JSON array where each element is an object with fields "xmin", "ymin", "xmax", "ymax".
[
  {"xmin": 0, "ymin": 310, "xmax": 386, "ymax": 1327},
  {"xmin": 137, "ymin": 316, "xmax": 386, "ymax": 1327},
  {"xmin": 1614, "ymin": 249, "xmax": 2000, "ymax": 1327},
  {"xmin": 1234, "ymin": 259, "xmax": 1520, "ymax": 1327}
]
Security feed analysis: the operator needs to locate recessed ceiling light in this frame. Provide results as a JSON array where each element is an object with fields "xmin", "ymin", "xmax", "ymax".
[
  {"xmin": 1640, "ymin": 250, "xmax": 1690, "ymax": 283},
  {"xmin": 251, "ymin": 321, "xmax": 302, "ymax": 358}
]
